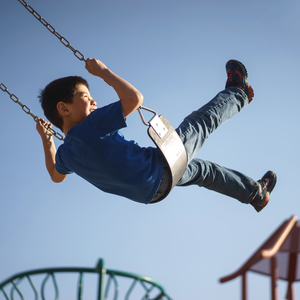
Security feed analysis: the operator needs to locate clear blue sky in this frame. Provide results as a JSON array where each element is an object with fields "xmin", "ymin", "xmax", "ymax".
[{"xmin": 1, "ymin": 0, "xmax": 300, "ymax": 299}]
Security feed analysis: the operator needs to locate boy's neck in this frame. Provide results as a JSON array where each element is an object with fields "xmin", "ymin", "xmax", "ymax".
[{"xmin": 62, "ymin": 120, "xmax": 77, "ymax": 137}]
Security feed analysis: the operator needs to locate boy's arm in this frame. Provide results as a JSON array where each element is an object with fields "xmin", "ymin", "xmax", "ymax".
[
  {"xmin": 36, "ymin": 118, "xmax": 67, "ymax": 183},
  {"xmin": 85, "ymin": 58, "xmax": 143, "ymax": 118}
]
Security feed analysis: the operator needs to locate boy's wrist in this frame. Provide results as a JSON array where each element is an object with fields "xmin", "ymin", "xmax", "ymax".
[
  {"xmin": 98, "ymin": 68, "xmax": 111, "ymax": 79},
  {"xmin": 41, "ymin": 132, "xmax": 53, "ymax": 143}
]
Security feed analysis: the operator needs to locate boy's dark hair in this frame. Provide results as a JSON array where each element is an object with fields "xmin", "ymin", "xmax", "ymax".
[{"xmin": 39, "ymin": 76, "xmax": 89, "ymax": 131}]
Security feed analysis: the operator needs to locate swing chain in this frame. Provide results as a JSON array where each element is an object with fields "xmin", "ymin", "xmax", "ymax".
[
  {"xmin": 0, "ymin": 83, "xmax": 64, "ymax": 141},
  {"xmin": 17, "ymin": 0, "xmax": 86, "ymax": 62}
]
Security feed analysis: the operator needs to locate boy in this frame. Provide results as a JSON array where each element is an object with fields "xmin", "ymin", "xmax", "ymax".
[{"xmin": 37, "ymin": 58, "xmax": 276, "ymax": 212}]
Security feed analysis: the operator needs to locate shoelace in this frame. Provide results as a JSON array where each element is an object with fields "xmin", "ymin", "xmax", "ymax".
[{"xmin": 259, "ymin": 178, "xmax": 270, "ymax": 192}]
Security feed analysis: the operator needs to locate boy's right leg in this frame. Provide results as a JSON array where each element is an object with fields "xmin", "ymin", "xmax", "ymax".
[
  {"xmin": 175, "ymin": 60, "xmax": 253, "ymax": 165},
  {"xmin": 175, "ymin": 86, "xmax": 249, "ymax": 165}
]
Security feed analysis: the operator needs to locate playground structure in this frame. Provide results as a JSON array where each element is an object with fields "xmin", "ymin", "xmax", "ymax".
[
  {"xmin": 0, "ymin": 258, "xmax": 171, "ymax": 300},
  {"xmin": 220, "ymin": 215, "xmax": 300, "ymax": 300}
]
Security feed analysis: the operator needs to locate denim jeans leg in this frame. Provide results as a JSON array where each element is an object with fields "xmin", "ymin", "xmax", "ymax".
[
  {"xmin": 175, "ymin": 87, "xmax": 258, "ymax": 203},
  {"xmin": 177, "ymin": 159, "xmax": 258, "ymax": 203}
]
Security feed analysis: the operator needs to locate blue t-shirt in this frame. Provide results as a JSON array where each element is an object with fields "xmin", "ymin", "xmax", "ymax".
[{"xmin": 55, "ymin": 101, "xmax": 165, "ymax": 204}]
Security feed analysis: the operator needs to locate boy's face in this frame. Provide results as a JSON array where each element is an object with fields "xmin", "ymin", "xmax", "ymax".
[{"xmin": 67, "ymin": 84, "xmax": 97, "ymax": 124}]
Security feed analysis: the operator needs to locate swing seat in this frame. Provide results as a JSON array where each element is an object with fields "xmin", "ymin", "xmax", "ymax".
[{"xmin": 147, "ymin": 114, "xmax": 187, "ymax": 202}]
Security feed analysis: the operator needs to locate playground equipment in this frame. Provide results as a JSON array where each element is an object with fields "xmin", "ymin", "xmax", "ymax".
[
  {"xmin": 220, "ymin": 215, "xmax": 300, "ymax": 300},
  {"xmin": 0, "ymin": 258, "xmax": 172, "ymax": 300}
]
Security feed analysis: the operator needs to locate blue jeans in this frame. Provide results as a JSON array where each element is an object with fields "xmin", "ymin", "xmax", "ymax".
[{"xmin": 155, "ymin": 87, "xmax": 258, "ymax": 203}]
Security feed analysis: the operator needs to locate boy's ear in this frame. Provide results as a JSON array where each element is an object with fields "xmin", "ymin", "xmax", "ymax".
[{"xmin": 57, "ymin": 102, "xmax": 71, "ymax": 116}]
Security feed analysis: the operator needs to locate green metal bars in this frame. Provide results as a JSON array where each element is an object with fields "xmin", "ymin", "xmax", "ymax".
[{"xmin": 0, "ymin": 258, "xmax": 172, "ymax": 300}]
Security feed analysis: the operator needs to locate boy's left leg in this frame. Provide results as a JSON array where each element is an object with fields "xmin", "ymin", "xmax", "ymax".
[
  {"xmin": 176, "ymin": 159, "xmax": 276, "ymax": 212},
  {"xmin": 177, "ymin": 159, "xmax": 256, "ymax": 203}
]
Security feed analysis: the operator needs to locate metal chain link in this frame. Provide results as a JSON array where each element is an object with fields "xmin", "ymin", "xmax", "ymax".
[
  {"xmin": 17, "ymin": 0, "xmax": 86, "ymax": 62},
  {"xmin": 0, "ymin": 83, "xmax": 64, "ymax": 141},
  {"xmin": 5, "ymin": 0, "xmax": 86, "ymax": 141}
]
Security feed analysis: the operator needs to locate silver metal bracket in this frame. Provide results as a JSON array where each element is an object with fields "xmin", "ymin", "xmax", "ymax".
[{"xmin": 149, "ymin": 115, "xmax": 168, "ymax": 139}]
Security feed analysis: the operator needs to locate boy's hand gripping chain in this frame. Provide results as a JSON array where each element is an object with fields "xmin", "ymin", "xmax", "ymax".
[
  {"xmin": 0, "ymin": 83, "xmax": 64, "ymax": 141},
  {"xmin": 12, "ymin": 0, "xmax": 89, "ymax": 140}
]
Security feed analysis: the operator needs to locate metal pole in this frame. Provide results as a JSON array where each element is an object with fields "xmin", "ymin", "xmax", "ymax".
[
  {"xmin": 242, "ymin": 273, "xmax": 247, "ymax": 300},
  {"xmin": 96, "ymin": 259, "xmax": 105, "ymax": 300},
  {"xmin": 270, "ymin": 256, "xmax": 278, "ymax": 300}
]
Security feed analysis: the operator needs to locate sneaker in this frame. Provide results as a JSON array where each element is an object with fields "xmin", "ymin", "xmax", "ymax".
[
  {"xmin": 225, "ymin": 60, "xmax": 254, "ymax": 102},
  {"xmin": 250, "ymin": 171, "xmax": 277, "ymax": 212}
]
